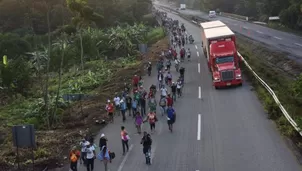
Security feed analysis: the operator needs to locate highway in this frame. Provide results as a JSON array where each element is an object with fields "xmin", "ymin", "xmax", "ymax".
[
  {"xmin": 61, "ymin": 9, "xmax": 302, "ymax": 171},
  {"xmin": 154, "ymin": 2, "xmax": 302, "ymax": 63}
]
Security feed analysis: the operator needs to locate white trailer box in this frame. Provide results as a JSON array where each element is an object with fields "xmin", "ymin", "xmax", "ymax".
[
  {"xmin": 200, "ymin": 21, "xmax": 226, "ymax": 50},
  {"xmin": 180, "ymin": 4, "xmax": 186, "ymax": 10},
  {"xmin": 201, "ymin": 26, "xmax": 234, "ymax": 60}
]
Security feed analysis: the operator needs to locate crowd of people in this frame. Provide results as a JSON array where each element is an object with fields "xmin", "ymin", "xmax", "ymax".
[{"xmin": 68, "ymin": 11, "xmax": 193, "ymax": 171}]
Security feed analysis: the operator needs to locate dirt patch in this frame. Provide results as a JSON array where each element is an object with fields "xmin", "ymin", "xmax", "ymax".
[{"xmin": 0, "ymin": 37, "xmax": 169, "ymax": 171}]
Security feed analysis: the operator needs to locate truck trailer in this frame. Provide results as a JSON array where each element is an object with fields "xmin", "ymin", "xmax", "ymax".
[{"xmin": 200, "ymin": 23, "xmax": 242, "ymax": 89}]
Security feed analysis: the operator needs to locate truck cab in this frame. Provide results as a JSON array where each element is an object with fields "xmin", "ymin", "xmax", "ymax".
[
  {"xmin": 209, "ymin": 41, "xmax": 242, "ymax": 88},
  {"xmin": 200, "ymin": 23, "xmax": 242, "ymax": 89}
]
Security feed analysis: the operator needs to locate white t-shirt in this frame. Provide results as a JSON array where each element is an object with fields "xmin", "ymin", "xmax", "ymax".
[
  {"xmin": 86, "ymin": 146, "xmax": 95, "ymax": 159},
  {"xmin": 161, "ymin": 88, "xmax": 167, "ymax": 96},
  {"xmin": 114, "ymin": 97, "xmax": 120, "ymax": 106},
  {"xmin": 80, "ymin": 141, "xmax": 89, "ymax": 152},
  {"xmin": 187, "ymin": 50, "xmax": 191, "ymax": 56},
  {"xmin": 177, "ymin": 82, "xmax": 182, "ymax": 89},
  {"xmin": 174, "ymin": 59, "xmax": 179, "ymax": 65}
]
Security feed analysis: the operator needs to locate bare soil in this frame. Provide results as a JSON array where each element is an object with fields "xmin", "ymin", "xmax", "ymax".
[{"xmin": 0, "ymin": 37, "xmax": 169, "ymax": 171}]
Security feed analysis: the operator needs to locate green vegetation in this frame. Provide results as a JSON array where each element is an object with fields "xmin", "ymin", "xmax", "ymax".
[
  {"xmin": 0, "ymin": 0, "xmax": 167, "ymax": 169},
  {"xmin": 200, "ymin": 0, "xmax": 302, "ymax": 30},
  {"xmin": 237, "ymin": 36, "xmax": 302, "ymax": 139}
]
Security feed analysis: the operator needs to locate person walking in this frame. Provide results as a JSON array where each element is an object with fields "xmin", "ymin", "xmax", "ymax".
[
  {"xmin": 121, "ymin": 126, "xmax": 129, "ymax": 155},
  {"xmin": 140, "ymin": 132, "xmax": 152, "ymax": 165},
  {"xmin": 159, "ymin": 96, "xmax": 167, "ymax": 116},
  {"xmin": 135, "ymin": 112, "xmax": 143, "ymax": 134},
  {"xmin": 106, "ymin": 100, "xmax": 114, "ymax": 123},
  {"xmin": 97, "ymin": 144, "xmax": 110, "ymax": 171},
  {"xmin": 132, "ymin": 99, "xmax": 138, "ymax": 118},
  {"xmin": 85, "ymin": 142, "xmax": 96, "ymax": 171},
  {"xmin": 120, "ymin": 99, "xmax": 127, "ymax": 122},
  {"xmin": 80, "ymin": 138, "xmax": 89, "ymax": 165},
  {"xmin": 144, "ymin": 111, "xmax": 157, "ymax": 133},
  {"xmin": 125, "ymin": 94, "xmax": 132, "ymax": 116},
  {"xmin": 69, "ymin": 146, "xmax": 80, "ymax": 171}
]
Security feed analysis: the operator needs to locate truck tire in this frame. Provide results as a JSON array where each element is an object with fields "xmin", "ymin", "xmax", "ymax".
[{"xmin": 215, "ymin": 86, "xmax": 219, "ymax": 89}]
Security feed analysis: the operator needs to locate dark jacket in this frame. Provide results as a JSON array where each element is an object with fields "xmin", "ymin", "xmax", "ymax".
[
  {"xmin": 99, "ymin": 137, "xmax": 107, "ymax": 148},
  {"xmin": 141, "ymin": 134, "xmax": 152, "ymax": 147}
]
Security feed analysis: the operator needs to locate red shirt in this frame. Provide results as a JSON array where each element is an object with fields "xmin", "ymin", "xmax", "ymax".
[
  {"xmin": 166, "ymin": 97, "xmax": 173, "ymax": 106},
  {"xmin": 133, "ymin": 76, "xmax": 139, "ymax": 84},
  {"xmin": 107, "ymin": 103, "xmax": 114, "ymax": 113}
]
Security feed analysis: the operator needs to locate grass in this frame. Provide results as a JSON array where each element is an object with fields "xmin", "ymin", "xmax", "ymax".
[
  {"xmin": 221, "ymin": 12, "xmax": 247, "ymax": 21},
  {"xmin": 236, "ymin": 36, "xmax": 302, "ymax": 138},
  {"xmin": 0, "ymin": 27, "xmax": 167, "ymax": 169},
  {"xmin": 146, "ymin": 27, "xmax": 165, "ymax": 45},
  {"xmin": 267, "ymin": 22, "xmax": 302, "ymax": 37}
]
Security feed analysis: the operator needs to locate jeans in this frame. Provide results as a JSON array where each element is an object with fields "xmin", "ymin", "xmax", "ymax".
[
  {"xmin": 140, "ymin": 102, "xmax": 146, "ymax": 116},
  {"xmin": 132, "ymin": 108, "xmax": 137, "ymax": 117},
  {"xmin": 121, "ymin": 110, "xmax": 126, "ymax": 121},
  {"xmin": 122, "ymin": 140, "xmax": 129, "ymax": 154},
  {"xmin": 86, "ymin": 158, "xmax": 94, "ymax": 171}
]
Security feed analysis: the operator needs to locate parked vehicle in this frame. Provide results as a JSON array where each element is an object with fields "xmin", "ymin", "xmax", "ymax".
[{"xmin": 209, "ymin": 11, "xmax": 216, "ymax": 18}]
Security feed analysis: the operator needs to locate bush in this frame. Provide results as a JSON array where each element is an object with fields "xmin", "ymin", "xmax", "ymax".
[{"xmin": 146, "ymin": 27, "xmax": 165, "ymax": 44}]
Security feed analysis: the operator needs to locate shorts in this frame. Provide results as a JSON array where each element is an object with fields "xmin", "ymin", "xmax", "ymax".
[
  {"xmin": 188, "ymin": 55, "xmax": 191, "ymax": 58},
  {"xmin": 108, "ymin": 112, "xmax": 113, "ymax": 117},
  {"xmin": 177, "ymin": 88, "xmax": 181, "ymax": 94}
]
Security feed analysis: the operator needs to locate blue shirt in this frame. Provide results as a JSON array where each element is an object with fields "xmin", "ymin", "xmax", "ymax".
[
  {"xmin": 132, "ymin": 100, "xmax": 137, "ymax": 108},
  {"xmin": 167, "ymin": 108, "xmax": 175, "ymax": 119},
  {"xmin": 121, "ymin": 102, "xmax": 126, "ymax": 110}
]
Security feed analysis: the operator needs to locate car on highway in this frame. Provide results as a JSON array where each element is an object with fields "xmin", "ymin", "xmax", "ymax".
[{"xmin": 209, "ymin": 11, "xmax": 216, "ymax": 18}]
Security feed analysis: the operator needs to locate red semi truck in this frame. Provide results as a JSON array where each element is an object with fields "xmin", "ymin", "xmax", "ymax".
[{"xmin": 200, "ymin": 21, "xmax": 242, "ymax": 89}]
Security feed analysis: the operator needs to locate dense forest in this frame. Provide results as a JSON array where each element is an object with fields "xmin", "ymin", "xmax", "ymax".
[
  {"xmin": 200, "ymin": 0, "xmax": 302, "ymax": 29},
  {"xmin": 0, "ymin": 0, "xmax": 166, "ymax": 169}
]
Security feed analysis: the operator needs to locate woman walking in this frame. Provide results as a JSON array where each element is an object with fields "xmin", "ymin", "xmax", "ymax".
[
  {"xmin": 144, "ymin": 111, "xmax": 157, "ymax": 133},
  {"xmin": 120, "ymin": 126, "xmax": 129, "ymax": 155},
  {"xmin": 135, "ymin": 112, "xmax": 143, "ymax": 134}
]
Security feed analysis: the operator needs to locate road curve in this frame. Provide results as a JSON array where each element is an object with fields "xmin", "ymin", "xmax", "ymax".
[
  {"xmin": 155, "ymin": 2, "xmax": 302, "ymax": 63},
  {"xmin": 68, "ymin": 10, "xmax": 302, "ymax": 171}
]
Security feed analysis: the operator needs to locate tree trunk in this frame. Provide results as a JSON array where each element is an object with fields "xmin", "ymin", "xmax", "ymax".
[
  {"xmin": 53, "ymin": 36, "xmax": 66, "ymax": 125},
  {"xmin": 44, "ymin": 7, "xmax": 51, "ymax": 129},
  {"xmin": 79, "ymin": 30, "xmax": 84, "ymax": 70}
]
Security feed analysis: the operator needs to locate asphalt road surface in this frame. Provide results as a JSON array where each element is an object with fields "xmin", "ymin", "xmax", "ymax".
[
  {"xmin": 154, "ymin": 1, "xmax": 302, "ymax": 63},
  {"xmin": 70, "ymin": 11, "xmax": 302, "ymax": 171}
]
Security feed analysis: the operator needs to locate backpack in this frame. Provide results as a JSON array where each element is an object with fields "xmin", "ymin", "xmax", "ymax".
[
  {"xmin": 160, "ymin": 98, "xmax": 166, "ymax": 106},
  {"xmin": 70, "ymin": 153, "xmax": 77, "ymax": 162}
]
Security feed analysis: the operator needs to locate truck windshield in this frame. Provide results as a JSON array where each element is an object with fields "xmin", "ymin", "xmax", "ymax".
[{"xmin": 215, "ymin": 56, "xmax": 234, "ymax": 64}]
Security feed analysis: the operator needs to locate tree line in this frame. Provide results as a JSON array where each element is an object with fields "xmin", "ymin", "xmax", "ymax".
[{"xmin": 200, "ymin": 0, "xmax": 302, "ymax": 29}]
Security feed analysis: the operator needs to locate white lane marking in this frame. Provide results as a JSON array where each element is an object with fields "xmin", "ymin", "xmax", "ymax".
[
  {"xmin": 195, "ymin": 45, "xmax": 198, "ymax": 49},
  {"xmin": 198, "ymin": 86, "xmax": 201, "ymax": 99},
  {"xmin": 242, "ymin": 26, "xmax": 248, "ymax": 29},
  {"xmin": 256, "ymin": 31, "xmax": 263, "ymax": 34},
  {"xmin": 198, "ymin": 63, "xmax": 200, "ymax": 73},
  {"xmin": 197, "ymin": 114, "xmax": 201, "ymax": 140},
  {"xmin": 197, "ymin": 51, "xmax": 199, "ymax": 57},
  {"xmin": 274, "ymin": 36, "xmax": 282, "ymax": 40},
  {"xmin": 294, "ymin": 43, "xmax": 302, "ymax": 47},
  {"xmin": 117, "ymin": 144, "xmax": 134, "ymax": 171},
  {"xmin": 233, "ymin": 24, "xmax": 238, "ymax": 26}
]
